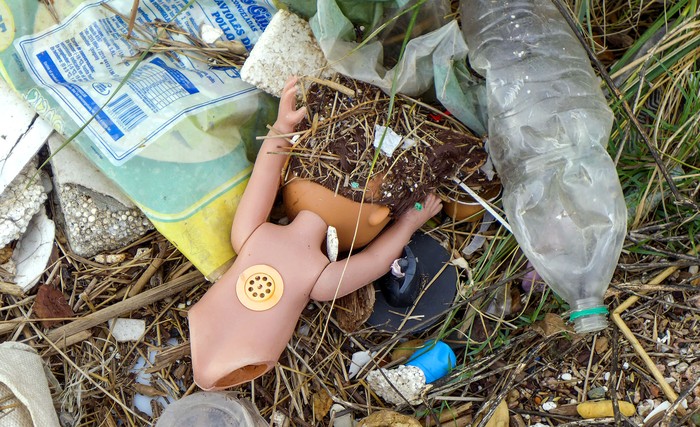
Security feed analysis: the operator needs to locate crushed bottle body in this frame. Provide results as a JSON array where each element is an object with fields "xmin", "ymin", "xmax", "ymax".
[{"xmin": 461, "ymin": 0, "xmax": 627, "ymax": 333}]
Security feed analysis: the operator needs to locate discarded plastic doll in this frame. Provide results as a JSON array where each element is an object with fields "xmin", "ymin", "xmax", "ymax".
[{"xmin": 188, "ymin": 77, "xmax": 442, "ymax": 390}]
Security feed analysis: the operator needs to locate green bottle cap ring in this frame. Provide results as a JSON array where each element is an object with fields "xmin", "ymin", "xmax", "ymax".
[{"xmin": 569, "ymin": 306, "xmax": 609, "ymax": 320}]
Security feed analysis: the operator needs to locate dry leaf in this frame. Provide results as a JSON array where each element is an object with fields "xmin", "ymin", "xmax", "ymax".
[
  {"xmin": 33, "ymin": 284, "xmax": 75, "ymax": 328},
  {"xmin": 358, "ymin": 410, "xmax": 421, "ymax": 427},
  {"xmin": 476, "ymin": 400, "xmax": 509, "ymax": 427},
  {"xmin": 595, "ymin": 336, "xmax": 609, "ymax": 354},
  {"xmin": 0, "ymin": 246, "xmax": 13, "ymax": 264},
  {"xmin": 133, "ymin": 383, "xmax": 167, "ymax": 397},
  {"xmin": 312, "ymin": 389, "xmax": 334, "ymax": 421},
  {"xmin": 531, "ymin": 313, "xmax": 573, "ymax": 337},
  {"xmin": 549, "ymin": 403, "xmax": 579, "ymax": 416}
]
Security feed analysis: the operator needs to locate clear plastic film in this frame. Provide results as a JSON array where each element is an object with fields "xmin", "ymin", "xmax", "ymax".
[
  {"xmin": 293, "ymin": 0, "xmax": 488, "ymax": 135},
  {"xmin": 460, "ymin": 0, "xmax": 627, "ymax": 333}
]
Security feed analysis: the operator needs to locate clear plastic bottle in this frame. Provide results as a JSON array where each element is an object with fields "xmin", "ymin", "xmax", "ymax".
[{"xmin": 460, "ymin": 0, "xmax": 627, "ymax": 333}]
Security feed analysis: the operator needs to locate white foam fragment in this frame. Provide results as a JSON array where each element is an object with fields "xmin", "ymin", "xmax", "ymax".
[
  {"xmin": 366, "ymin": 365, "xmax": 426, "ymax": 405},
  {"xmin": 109, "ymin": 318, "xmax": 146, "ymax": 342},
  {"xmin": 240, "ymin": 10, "xmax": 334, "ymax": 97}
]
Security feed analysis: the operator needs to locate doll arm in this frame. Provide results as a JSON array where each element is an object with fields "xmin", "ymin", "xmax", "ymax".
[
  {"xmin": 231, "ymin": 77, "xmax": 307, "ymax": 252},
  {"xmin": 310, "ymin": 195, "xmax": 443, "ymax": 301}
]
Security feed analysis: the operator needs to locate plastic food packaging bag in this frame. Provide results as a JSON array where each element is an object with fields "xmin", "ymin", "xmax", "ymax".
[
  {"xmin": 284, "ymin": 0, "xmax": 487, "ymax": 135},
  {"xmin": 0, "ymin": 0, "xmax": 278, "ymax": 280},
  {"xmin": 0, "ymin": 342, "xmax": 60, "ymax": 426},
  {"xmin": 461, "ymin": 0, "xmax": 627, "ymax": 333}
]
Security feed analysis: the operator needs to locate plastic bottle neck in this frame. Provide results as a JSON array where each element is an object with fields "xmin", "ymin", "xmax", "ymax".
[{"xmin": 570, "ymin": 297, "xmax": 608, "ymax": 334}]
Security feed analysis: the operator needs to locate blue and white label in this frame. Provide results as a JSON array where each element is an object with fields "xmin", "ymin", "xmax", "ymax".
[{"xmin": 14, "ymin": 0, "xmax": 274, "ymax": 165}]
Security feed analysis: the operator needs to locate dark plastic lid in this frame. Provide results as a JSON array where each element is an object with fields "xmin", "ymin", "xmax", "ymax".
[{"xmin": 366, "ymin": 232, "xmax": 457, "ymax": 333}]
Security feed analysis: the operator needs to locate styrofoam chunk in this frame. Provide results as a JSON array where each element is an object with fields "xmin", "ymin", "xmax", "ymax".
[
  {"xmin": 109, "ymin": 318, "xmax": 146, "ymax": 342},
  {"xmin": 240, "ymin": 10, "xmax": 333, "ymax": 97}
]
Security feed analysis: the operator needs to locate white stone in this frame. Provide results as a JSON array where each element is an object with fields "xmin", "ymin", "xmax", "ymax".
[
  {"xmin": 330, "ymin": 404, "xmax": 354, "ymax": 427},
  {"xmin": 560, "ymin": 372, "xmax": 573, "ymax": 381},
  {"xmin": 108, "ymin": 318, "xmax": 146, "ymax": 342},
  {"xmin": 348, "ymin": 350, "xmax": 375, "ymax": 379},
  {"xmin": 637, "ymin": 399, "xmax": 655, "ymax": 417},
  {"xmin": 271, "ymin": 410, "xmax": 290, "ymax": 427},
  {"xmin": 541, "ymin": 401, "xmax": 557, "ymax": 411},
  {"xmin": 675, "ymin": 362, "xmax": 689, "ymax": 373},
  {"xmin": 366, "ymin": 365, "xmax": 426, "ymax": 405},
  {"xmin": 240, "ymin": 9, "xmax": 334, "ymax": 97}
]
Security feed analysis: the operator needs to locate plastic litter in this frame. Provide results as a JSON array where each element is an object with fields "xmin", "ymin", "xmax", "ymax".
[
  {"xmin": 293, "ymin": 0, "xmax": 488, "ymax": 134},
  {"xmin": 155, "ymin": 392, "xmax": 267, "ymax": 427},
  {"xmin": 0, "ymin": 342, "xmax": 61, "ymax": 427},
  {"xmin": 367, "ymin": 340, "xmax": 455, "ymax": 405},
  {"xmin": 366, "ymin": 232, "xmax": 457, "ymax": 333},
  {"xmin": 461, "ymin": 0, "xmax": 627, "ymax": 333},
  {"xmin": 0, "ymin": 0, "xmax": 278, "ymax": 280},
  {"xmin": 405, "ymin": 340, "xmax": 456, "ymax": 383}
]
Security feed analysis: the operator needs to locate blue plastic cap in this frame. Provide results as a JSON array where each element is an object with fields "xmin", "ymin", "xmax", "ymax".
[{"xmin": 405, "ymin": 340, "xmax": 456, "ymax": 383}]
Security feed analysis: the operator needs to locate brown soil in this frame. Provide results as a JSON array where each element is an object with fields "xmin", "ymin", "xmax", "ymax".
[{"xmin": 285, "ymin": 76, "xmax": 490, "ymax": 217}]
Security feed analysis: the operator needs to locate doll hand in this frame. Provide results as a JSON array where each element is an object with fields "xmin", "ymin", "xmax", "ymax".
[
  {"xmin": 397, "ymin": 193, "xmax": 442, "ymax": 230},
  {"xmin": 274, "ymin": 76, "xmax": 307, "ymax": 135}
]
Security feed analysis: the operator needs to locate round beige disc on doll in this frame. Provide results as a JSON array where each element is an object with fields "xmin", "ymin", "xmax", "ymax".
[{"xmin": 236, "ymin": 265, "xmax": 284, "ymax": 311}]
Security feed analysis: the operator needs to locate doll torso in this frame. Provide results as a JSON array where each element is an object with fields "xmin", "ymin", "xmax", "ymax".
[{"xmin": 189, "ymin": 210, "xmax": 330, "ymax": 390}]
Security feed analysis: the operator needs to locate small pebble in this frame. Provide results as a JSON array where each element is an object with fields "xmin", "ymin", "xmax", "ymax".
[
  {"xmin": 541, "ymin": 401, "xmax": 557, "ymax": 411},
  {"xmin": 587, "ymin": 386, "xmax": 607, "ymax": 400},
  {"xmin": 637, "ymin": 399, "xmax": 655, "ymax": 417},
  {"xmin": 108, "ymin": 318, "xmax": 146, "ymax": 342},
  {"xmin": 560, "ymin": 373, "xmax": 573, "ymax": 381},
  {"xmin": 675, "ymin": 362, "xmax": 689, "ymax": 373},
  {"xmin": 690, "ymin": 413, "xmax": 700, "ymax": 426}
]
